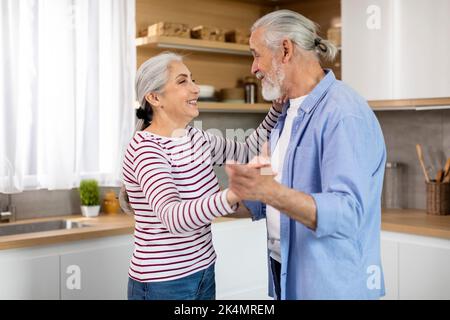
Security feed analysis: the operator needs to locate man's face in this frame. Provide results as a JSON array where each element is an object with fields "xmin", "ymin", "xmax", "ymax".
[{"xmin": 249, "ymin": 28, "xmax": 285, "ymax": 101}]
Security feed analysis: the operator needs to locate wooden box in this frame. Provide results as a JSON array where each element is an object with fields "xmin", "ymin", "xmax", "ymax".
[
  {"xmin": 190, "ymin": 25, "xmax": 225, "ymax": 42},
  {"xmin": 139, "ymin": 22, "xmax": 190, "ymax": 38},
  {"xmin": 225, "ymin": 29, "xmax": 250, "ymax": 45}
]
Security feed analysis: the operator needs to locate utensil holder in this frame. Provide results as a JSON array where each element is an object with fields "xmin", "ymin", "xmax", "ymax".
[{"xmin": 426, "ymin": 182, "xmax": 450, "ymax": 215}]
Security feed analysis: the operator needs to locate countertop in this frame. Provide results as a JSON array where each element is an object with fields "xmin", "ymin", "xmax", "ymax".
[
  {"xmin": 0, "ymin": 213, "xmax": 237, "ymax": 251},
  {"xmin": 381, "ymin": 208, "xmax": 450, "ymax": 240},
  {"xmin": 1, "ymin": 209, "xmax": 449, "ymax": 251}
]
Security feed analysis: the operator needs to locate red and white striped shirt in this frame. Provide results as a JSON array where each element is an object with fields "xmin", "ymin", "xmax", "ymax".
[{"xmin": 123, "ymin": 107, "xmax": 280, "ymax": 282}]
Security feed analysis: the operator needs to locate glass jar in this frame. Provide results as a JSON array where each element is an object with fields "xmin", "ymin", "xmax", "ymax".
[
  {"xmin": 382, "ymin": 162, "xmax": 403, "ymax": 209},
  {"xmin": 244, "ymin": 76, "xmax": 257, "ymax": 104},
  {"xmin": 102, "ymin": 190, "xmax": 120, "ymax": 214}
]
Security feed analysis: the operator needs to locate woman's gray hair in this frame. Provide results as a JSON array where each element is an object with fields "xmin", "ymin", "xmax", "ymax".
[
  {"xmin": 252, "ymin": 9, "xmax": 337, "ymax": 62},
  {"xmin": 120, "ymin": 51, "xmax": 183, "ymax": 215},
  {"xmin": 136, "ymin": 51, "xmax": 183, "ymax": 109}
]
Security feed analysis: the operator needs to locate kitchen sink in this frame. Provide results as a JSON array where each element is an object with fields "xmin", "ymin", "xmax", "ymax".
[{"xmin": 0, "ymin": 219, "xmax": 90, "ymax": 237}]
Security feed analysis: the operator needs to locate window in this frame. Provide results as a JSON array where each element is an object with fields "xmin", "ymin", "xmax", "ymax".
[{"xmin": 0, "ymin": 0, "xmax": 136, "ymax": 192}]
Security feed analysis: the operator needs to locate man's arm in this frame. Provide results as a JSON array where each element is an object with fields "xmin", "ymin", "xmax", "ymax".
[{"xmin": 260, "ymin": 181, "xmax": 317, "ymax": 230}]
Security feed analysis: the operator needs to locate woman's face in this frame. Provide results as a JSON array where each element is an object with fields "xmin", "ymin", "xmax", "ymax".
[{"xmin": 157, "ymin": 60, "xmax": 200, "ymax": 124}]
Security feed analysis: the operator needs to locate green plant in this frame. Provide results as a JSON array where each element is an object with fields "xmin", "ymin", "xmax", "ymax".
[{"xmin": 79, "ymin": 180, "xmax": 100, "ymax": 206}]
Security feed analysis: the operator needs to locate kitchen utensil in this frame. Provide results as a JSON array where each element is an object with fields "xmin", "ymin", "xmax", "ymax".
[
  {"xmin": 444, "ymin": 172, "xmax": 450, "ymax": 183},
  {"xmin": 443, "ymin": 157, "xmax": 450, "ymax": 183},
  {"xmin": 436, "ymin": 169, "xmax": 444, "ymax": 183},
  {"xmin": 416, "ymin": 144, "xmax": 430, "ymax": 183}
]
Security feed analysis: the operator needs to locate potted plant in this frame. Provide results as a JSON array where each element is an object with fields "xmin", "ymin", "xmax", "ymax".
[{"xmin": 79, "ymin": 179, "xmax": 100, "ymax": 217}]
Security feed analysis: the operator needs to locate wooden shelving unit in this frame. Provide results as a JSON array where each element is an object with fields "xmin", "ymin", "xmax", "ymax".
[
  {"xmin": 369, "ymin": 97, "xmax": 450, "ymax": 111},
  {"xmin": 197, "ymin": 97, "xmax": 450, "ymax": 114},
  {"xmin": 135, "ymin": 35, "xmax": 450, "ymax": 113},
  {"xmin": 198, "ymin": 102, "xmax": 270, "ymax": 113},
  {"xmin": 136, "ymin": 36, "xmax": 252, "ymax": 56}
]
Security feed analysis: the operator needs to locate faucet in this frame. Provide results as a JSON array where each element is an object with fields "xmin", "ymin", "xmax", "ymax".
[{"xmin": 0, "ymin": 194, "xmax": 16, "ymax": 223}]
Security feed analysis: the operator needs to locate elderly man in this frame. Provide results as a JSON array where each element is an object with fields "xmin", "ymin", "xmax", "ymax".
[{"xmin": 226, "ymin": 10, "xmax": 386, "ymax": 300}]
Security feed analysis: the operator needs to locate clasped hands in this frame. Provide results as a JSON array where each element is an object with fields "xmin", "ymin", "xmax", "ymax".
[
  {"xmin": 225, "ymin": 143, "xmax": 278, "ymax": 203},
  {"xmin": 225, "ymin": 96, "xmax": 286, "ymax": 204}
]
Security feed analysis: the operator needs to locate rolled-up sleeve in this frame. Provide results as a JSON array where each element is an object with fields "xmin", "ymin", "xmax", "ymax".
[
  {"xmin": 310, "ymin": 115, "xmax": 376, "ymax": 239},
  {"xmin": 243, "ymin": 200, "xmax": 267, "ymax": 221}
]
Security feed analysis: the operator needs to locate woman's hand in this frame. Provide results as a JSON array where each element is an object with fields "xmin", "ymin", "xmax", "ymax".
[{"xmin": 226, "ymin": 188, "xmax": 241, "ymax": 207}]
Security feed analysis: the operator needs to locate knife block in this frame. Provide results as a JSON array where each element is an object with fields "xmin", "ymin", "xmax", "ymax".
[{"xmin": 426, "ymin": 182, "xmax": 450, "ymax": 215}]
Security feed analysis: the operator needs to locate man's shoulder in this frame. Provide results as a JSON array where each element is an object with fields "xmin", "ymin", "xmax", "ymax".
[
  {"xmin": 328, "ymin": 81, "xmax": 369, "ymax": 112},
  {"xmin": 317, "ymin": 80, "xmax": 373, "ymax": 123}
]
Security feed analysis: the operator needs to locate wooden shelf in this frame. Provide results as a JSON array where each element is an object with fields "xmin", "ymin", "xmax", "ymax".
[
  {"xmin": 369, "ymin": 97, "xmax": 450, "ymax": 111},
  {"xmin": 136, "ymin": 36, "xmax": 252, "ymax": 56},
  {"xmin": 197, "ymin": 98, "xmax": 450, "ymax": 113},
  {"xmin": 198, "ymin": 102, "xmax": 270, "ymax": 113}
]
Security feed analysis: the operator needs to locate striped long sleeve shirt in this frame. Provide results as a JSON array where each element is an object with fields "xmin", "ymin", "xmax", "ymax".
[{"xmin": 122, "ymin": 107, "xmax": 280, "ymax": 282}]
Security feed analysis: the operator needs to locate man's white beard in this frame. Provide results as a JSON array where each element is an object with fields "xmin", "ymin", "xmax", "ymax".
[{"xmin": 261, "ymin": 61, "xmax": 285, "ymax": 101}]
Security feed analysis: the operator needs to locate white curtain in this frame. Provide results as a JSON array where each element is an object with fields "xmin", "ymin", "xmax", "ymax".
[{"xmin": 0, "ymin": 0, "xmax": 136, "ymax": 192}]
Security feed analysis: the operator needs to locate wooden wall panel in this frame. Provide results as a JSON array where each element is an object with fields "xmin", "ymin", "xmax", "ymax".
[
  {"xmin": 136, "ymin": 0, "xmax": 272, "ymax": 91},
  {"xmin": 281, "ymin": 0, "xmax": 342, "ymax": 79}
]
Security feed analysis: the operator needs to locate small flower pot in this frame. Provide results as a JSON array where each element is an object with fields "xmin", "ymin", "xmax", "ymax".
[{"xmin": 81, "ymin": 205, "xmax": 100, "ymax": 218}]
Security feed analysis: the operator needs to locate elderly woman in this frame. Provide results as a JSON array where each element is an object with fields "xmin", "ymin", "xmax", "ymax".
[{"xmin": 121, "ymin": 52, "xmax": 282, "ymax": 300}]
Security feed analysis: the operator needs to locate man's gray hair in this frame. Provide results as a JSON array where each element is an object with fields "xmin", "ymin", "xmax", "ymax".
[{"xmin": 252, "ymin": 9, "xmax": 337, "ymax": 62}]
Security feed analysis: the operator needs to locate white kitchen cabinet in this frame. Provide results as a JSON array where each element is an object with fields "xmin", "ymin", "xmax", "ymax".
[
  {"xmin": 212, "ymin": 218, "xmax": 270, "ymax": 300},
  {"xmin": 380, "ymin": 236, "xmax": 399, "ymax": 300},
  {"xmin": 342, "ymin": 0, "xmax": 450, "ymax": 100},
  {"xmin": 59, "ymin": 235, "xmax": 134, "ymax": 300},
  {"xmin": 399, "ymin": 240, "xmax": 450, "ymax": 299},
  {"xmin": 0, "ymin": 234, "xmax": 134, "ymax": 300},
  {"xmin": 381, "ymin": 231, "xmax": 450, "ymax": 300},
  {"xmin": 0, "ymin": 220, "xmax": 269, "ymax": 300},
  {"xmin": 0, "ymin": 249, "xmax": 60, "ymax": 299}
]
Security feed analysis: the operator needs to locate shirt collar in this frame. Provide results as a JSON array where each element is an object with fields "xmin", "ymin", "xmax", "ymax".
[{"xmin": 280, "ymin": 69, "xmax": 337, "ymax": 116}]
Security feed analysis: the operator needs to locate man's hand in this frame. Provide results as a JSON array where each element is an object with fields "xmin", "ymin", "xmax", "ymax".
[
  {"xmin": 226, "ymin": 156, "xmax": 318, "ymax": 231},
  {"xmin": 225, "ymin": 156, "xmax": 278, "ymax": 202}
]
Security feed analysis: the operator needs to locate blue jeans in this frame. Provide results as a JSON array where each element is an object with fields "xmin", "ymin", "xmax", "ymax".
[
  {"xmin": 270, "ymin": 257, "xmax": 281, "ymax": 300},
  {"xmin": 127, "ymin": 263, "xmax": 216, "ymax": 300}
]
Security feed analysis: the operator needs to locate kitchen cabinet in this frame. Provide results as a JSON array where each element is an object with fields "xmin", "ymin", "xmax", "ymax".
[
  {"xmin": 342, "ymin": 0, "xmax": 450, "ymax": 101},
  {"xmin": 0, "ymin": 219, "xmax": 269, "ymax": 299},
  {"xmin": 380, "ymin": 237, "xmax": 399, "ymax": 300},
  {"xmin": 381, "ymin": 231, "xmax": 450, "ymax": 299},
  {"xmin": 212, "ymin": 218, "xmax": 269, "ymax": 300},
  {"xmin": 0, "ymin": 250, "xmax": 60, "ymax": 299},
  {"xmin": 399, "ymin": 241, "xmax": 450, "ymax": 299},
  {"xmin": 59, "ymin": 235, "xmax": 134, "ymax": 300},
  {"xmin": 0, "ymin": 234, "xmax": 133, "ymax": 300}
]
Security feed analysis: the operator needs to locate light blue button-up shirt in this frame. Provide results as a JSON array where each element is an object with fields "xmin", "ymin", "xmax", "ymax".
[{"xmin": 244, "ymin": 70, "xmax": 386, "ymax": 299}]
